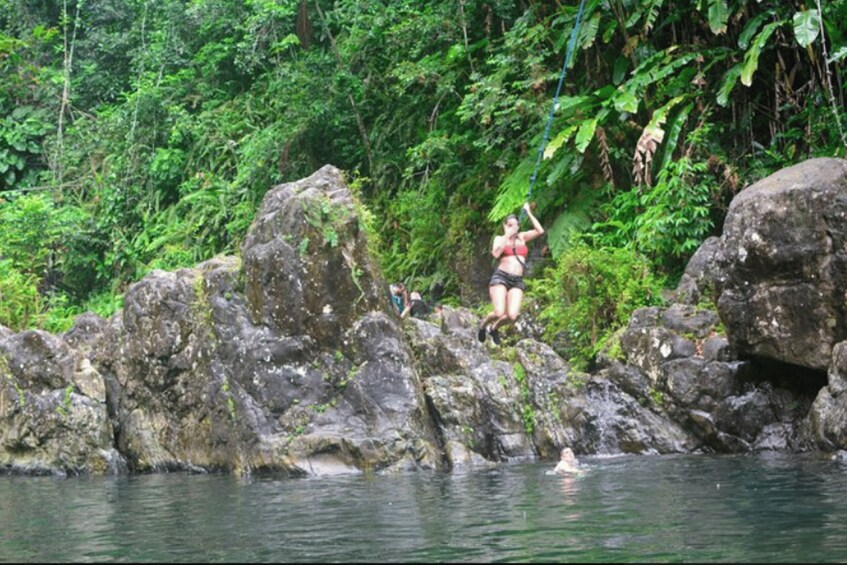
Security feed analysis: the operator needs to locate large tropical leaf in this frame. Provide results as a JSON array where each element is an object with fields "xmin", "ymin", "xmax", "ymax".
[
  {"xmin": 546, "ymin": 151, "xmax": 580, "ymax": 188},
  {"xmin": 738, "ymin": 10, "xmax": 773, "ymax": 49},
  {"xmin": 659, "ymin": 102, "xmax": 694, "ymax": 172},
  {"xmin": 616, "ymin": 48, "xmax": 699, "ymax": 106},
  {"xmin": 829, "ymin": 46, "xmax": 847, "ymax": 64},
  {"xmin": 716, "ymin": 64, "xmax": 743, "ymax": 106},
  {"xmin": 793, "ymin": 10, "xmax": 821, "ymax": 48},
  {"xmin": 641, "ymin": 0, "xmax": 665, "ymax": 33},
  {"xmin": 646, "ymin": 95, "xmax": 686, "ymax": 133},
  {"xmin": 741, "ymin": 21, "xmax": 784, "ymax": 87},
  {"xmin": 707, "ymin": 0, "xmax": 729, "ymax": 35},
  {"xmin": 614, "ymin": 88, "xmax": 640, "ymax": 113},
  {"xmin": 544, "ymin": 124, "xmax": 579, "ymax": 159},
  {"xmin": 578, "ymin": 13, "xmax": 601, "ymax": 51},
  {"xmin": 575, "ymin": 117, "xmax": 598, "ymax": 153}
]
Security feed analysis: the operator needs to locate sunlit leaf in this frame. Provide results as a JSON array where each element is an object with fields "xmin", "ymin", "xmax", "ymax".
[
  {"xmin": 575, "ymin": 118, "xmax": 597, "ymax": 153},
  {"xmin": 613, "ymin": 89, "xmax": 639, "ymax": 113},
  {"xmin": 741, "ymin": 21, "xmax": 783, "ymax": 87},
  {"xmin": 793, "ymin": 10, "xmax": 821, "ymax": 48},
  {"xmin": 579, "ymin": 14, "xmax": 601, "ymax": 51},
  {"xmin": 544, "ymin": 124, "xmax": 579, "ymax": 159},
  {"xmin": 828, "ymin": 46, "xmax": 847, "ymax": 64},
  {"xmin": 488, "ymin": 159, "xmax": 536, "ymax": 222},
  {"xmin": 659, "ymin": 102, "xmax": 693, "ymax": 172},
  {"xmin": 553, "ymin": 95, "xmax": 592, "ymax": 115}
]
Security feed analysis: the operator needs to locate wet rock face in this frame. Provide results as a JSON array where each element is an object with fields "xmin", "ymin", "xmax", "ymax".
[
  {"xmin": 713, "ymin": 157, "xmax": 847, "ymax": 371},
  {"xmin": 809, "ymin": 342, "xmax": 847, "ymax": 450}
]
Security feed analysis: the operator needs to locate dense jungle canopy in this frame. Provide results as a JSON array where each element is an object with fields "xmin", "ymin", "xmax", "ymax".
[{"xmin": 0, "ymin": 0, "xmax": 845, "ymax": 368}]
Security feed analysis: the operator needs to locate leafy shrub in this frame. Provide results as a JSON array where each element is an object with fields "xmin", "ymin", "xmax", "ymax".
[
  {"xmin": 0, "ymin": 106, "xmax": 52, "ymax": 190},
  {"xmin": 0, "ymin": 192, "xmax": 87, "ymax": 281},
  {"xmin": 527, "ymin": 241, "xmax": 666, "ymax": 370},
  {"xmin": 590, "ymin": 156, "xmax": 725, "ymax": 278},
  {"xmin": 0, "ymin": 259, "xmax": 41, "ymax": 330}
]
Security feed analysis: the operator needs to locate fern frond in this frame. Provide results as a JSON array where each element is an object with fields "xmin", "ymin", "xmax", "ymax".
[
  {"xmin": 488, "ymin": 158, "xmax": 535, "ymax": 222},
  {"xmin": 545, "ymin": 185, "xmax": 599, "ymax": 258}
]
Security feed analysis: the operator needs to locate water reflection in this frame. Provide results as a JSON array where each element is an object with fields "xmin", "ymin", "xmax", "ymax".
[{"xmin": 1, "ymin": 453, "xmax": 847, "ymax": 562}]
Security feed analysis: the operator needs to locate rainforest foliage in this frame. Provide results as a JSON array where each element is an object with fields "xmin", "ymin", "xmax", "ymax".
[{"xmin": 0, "ymin": 0, "xmax": 845, "ymax": 367}]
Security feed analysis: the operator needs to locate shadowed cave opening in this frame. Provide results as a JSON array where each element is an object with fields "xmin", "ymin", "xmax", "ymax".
[{"xmin": 736, "ymin": 356, "xmax": 828, "ymax": 411}]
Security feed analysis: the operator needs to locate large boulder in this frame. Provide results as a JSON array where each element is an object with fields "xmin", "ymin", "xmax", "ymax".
[
  {"xmin": 713, "ymin": 157, "xmax": 847, "ymax": 371},
  {"xmin": 95, "ymin": 166, "xmax": 442, "ymax": 475},
  {"xmin": 0, "ymin": 330, "xmax": 121, "ymax": 474},
  {"xmin": 241, "ymin": 165, "xmax": 384, "ymax": 344}
]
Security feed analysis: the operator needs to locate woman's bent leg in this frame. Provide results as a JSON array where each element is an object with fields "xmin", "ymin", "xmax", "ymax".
[
  {"xmin": 479, "ymin": 284, "xmax": 508, "ymax": 342},
  {"xmin": 486, "ymin": 284, "xmax": 508, "ymax": 323}
]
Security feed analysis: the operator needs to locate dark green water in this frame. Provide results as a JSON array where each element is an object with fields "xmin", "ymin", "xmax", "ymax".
[{"xmin": 2, "ymin": 452, "xmax": 846, "ymax": 563}]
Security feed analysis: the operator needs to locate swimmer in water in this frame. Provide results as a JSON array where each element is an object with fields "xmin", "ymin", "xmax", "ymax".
[{"xmin": 553, "ymin": 447, "xmax": 582, "ymax": 475}]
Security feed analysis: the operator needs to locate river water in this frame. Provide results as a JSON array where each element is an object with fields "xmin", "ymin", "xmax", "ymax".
[{"xmin": 2, "ymin": 452, "xmax": 846, "ymax": 562}]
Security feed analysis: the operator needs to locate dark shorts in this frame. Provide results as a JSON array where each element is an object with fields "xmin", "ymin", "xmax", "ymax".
[{"xmin": 489, "ymin": 269, "xmax": 525, "ymax": 291}]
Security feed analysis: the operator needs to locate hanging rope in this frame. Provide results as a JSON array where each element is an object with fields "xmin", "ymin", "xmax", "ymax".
[{"xmin": 520, "ymin": 0, "xmax": 589, "ymax": 222}]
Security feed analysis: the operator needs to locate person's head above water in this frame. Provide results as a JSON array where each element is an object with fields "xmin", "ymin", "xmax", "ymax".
[
  {"xmin": 560, "ymin": 448, "xmax": 578, "ymax": 465},
  {"xmin": 554, "ymin": 447, "xmax": 581, "ymax": 475}
]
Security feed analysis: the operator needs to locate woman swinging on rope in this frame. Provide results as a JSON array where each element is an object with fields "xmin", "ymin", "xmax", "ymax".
[{"xmin": 478, "ymin": 202, "xmax": 544, "ymax": 345}]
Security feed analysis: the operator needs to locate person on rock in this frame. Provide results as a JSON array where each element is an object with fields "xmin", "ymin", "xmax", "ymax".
[
  {"xmin": 389, "ymin": 282, "xmax": 410, "ymax": 317},
  {"xmin": 402, "ymin": 290, "xmax": 431, "ymax": 319},
  {"xmin": 478, "ymin": 202, "xmax": 544, "ymax": 345}
]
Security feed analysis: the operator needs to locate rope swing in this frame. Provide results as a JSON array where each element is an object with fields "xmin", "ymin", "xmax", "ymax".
[{"xmin": 520, "ymin": 0, "xmax": 589, "ymax": 223}]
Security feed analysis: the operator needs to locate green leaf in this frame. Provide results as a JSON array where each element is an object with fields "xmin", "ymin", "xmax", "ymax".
[
  {"xmin": 716, "ymin": 64, "xmax": 742, "ymax": 106},
  {"xmin": 546, "ymin": 152, "xmax": 577, "ymax": 186},
  {"xmin": 707, "ymin": 0, "xmax": 729, "ymax": 35},
  {"xmin": 738, "ymin": 11, "xmax": 773, "ymax": 49},
  {"xmin": 647, "ymin": 95, "xmax": 686, "ymax": 132},
  {"xmin": 488, "ymin": 159, "xmax": 536, "ymax": 222},
  {"xmin": 659, "ymin": 103, "xmax": 694, "ymax": 172},
  {"xmin": 741, "ymin": 21, "xmax": 783, "ymax": 87},
  {"xmin": 793, "ymin": 10, "xmax": 821, "ymax": 48},
  {"xmin": 445, "ymin": 43, "xmax": 466, "ymax": 64},
  {"xmin": 642, "ymin": 0, "xmax": 665, "ymax": 32},
  {"xmin": 613, "ymin": 57, "xmax": 629, "ymax": 85},
  {"xmin": 270, "ymin": 34, "xmax": 301, "ymax": 54},
  {"xmin": 575, "ymin": 118, "xmax": 598, "ymax": 153},
  {"xmin": 579, "ymin": 14, "xmax": 601, "ymax": 51},
  {"xmin": 617, "ymin": 47, "xmax": 699, "ymax": 104},
  {"xmin": 613, "ymin": 88, "xmax": 639, "ymax": 113},
  {"xmin": 544, "ymin": 124, "xmax": 579, "ymax": 159},
  {"xmin": 553, "ymin": 95, "xmax": 591, "ymax": 115},
  {"xmin": 828, "ymin": 46, "xmax": 847, "ymax": 65}
]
